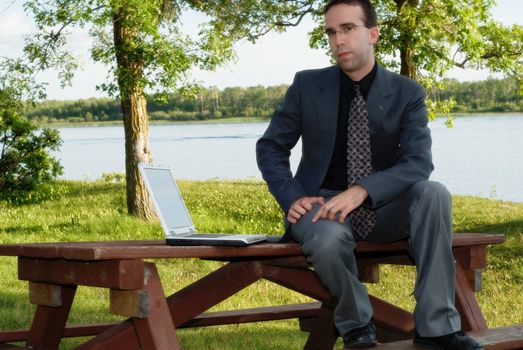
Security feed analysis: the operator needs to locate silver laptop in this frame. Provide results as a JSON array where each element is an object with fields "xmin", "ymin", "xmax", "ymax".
[{"xmin": 138, "ymin": 164, "xmax": 267, "ymax": 246}]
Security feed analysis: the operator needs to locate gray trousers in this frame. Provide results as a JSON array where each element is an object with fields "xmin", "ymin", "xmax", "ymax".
[{"xmin": 290, "ymin": 180, "xmax": 461, "ymax": 337}]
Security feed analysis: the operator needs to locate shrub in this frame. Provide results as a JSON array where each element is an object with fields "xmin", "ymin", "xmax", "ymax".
[{"xmin": 0, "ymin": 88, "xmax": 63, "ymax": 199}]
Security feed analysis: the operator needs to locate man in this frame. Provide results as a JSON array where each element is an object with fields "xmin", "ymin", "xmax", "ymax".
[{"xmin": 256, "ymin": 0, "xmax": 483, "ymax": 349}]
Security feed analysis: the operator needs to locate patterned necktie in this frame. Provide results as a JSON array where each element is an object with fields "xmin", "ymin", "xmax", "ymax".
[{"xmin": 347, "ymin": 84, "xmax": 376, "ymax": 240}]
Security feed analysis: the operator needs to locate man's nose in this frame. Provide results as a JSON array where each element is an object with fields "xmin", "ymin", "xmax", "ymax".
[{"xmin": 333, "ymin": 33, "xmax": 346, "ymax": 46}]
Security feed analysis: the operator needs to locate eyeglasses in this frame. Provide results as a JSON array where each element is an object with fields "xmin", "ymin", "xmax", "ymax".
[{"xmin": 325, "ymin": 24, "xmax": 370, "ymax": 39}]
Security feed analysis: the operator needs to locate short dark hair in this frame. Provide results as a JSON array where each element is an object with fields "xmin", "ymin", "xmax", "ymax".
[{"xmin": 323, "ymin": 0, "xmax": 378, "ymax": 28}]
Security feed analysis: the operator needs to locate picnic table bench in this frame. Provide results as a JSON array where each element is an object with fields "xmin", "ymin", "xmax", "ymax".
[{"xmin": 0, "ymin": 233, "xmax": 521, "ymax": 350}]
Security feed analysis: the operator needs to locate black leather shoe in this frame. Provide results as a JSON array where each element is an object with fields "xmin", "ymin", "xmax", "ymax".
[
  {"xmin": 414, "ymin": 330, "xmax": 483, "ymax": 349},
  {"xmin": 343, "ymin": 321, "xmax": 378, "ymax": 349}
]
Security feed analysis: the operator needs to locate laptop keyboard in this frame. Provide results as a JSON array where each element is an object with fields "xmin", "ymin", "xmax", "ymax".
[{"xmin": 188, "ymin": 233, "xmax": 228, "ymax": 238}]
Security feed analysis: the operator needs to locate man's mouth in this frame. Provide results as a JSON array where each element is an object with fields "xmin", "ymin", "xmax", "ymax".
[{"xmin": 337, "ymin": 50, "xmax": 352, "ymax": 59}]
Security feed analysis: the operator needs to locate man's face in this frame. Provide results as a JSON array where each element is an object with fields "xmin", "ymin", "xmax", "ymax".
[{"xmin": 325, "ymin": 3, "xmax": 379, "ymax": 79}]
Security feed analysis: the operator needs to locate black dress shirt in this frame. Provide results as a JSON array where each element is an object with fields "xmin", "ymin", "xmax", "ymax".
[{"xmin": 321, "ymin": 62, "xmax": 378, "ymax": 191}]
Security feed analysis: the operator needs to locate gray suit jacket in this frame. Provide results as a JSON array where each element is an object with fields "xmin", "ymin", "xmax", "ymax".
[{"xmin": 256, "ymin": 65, "xmax": 433, "ymax": 231}]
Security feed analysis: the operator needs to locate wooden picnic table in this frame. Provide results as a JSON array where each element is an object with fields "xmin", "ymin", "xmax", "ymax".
[{"xmin": 0, "ymin": 233, "xmax": 521, "ymax": 350}]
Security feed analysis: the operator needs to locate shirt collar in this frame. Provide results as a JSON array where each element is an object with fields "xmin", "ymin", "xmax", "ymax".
[{"xmin": 340, "ymin": 61, "xmax": 378, "ymax": 99}]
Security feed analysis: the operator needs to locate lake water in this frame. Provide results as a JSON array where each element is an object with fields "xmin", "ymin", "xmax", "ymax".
[{"xmin": 53, "ymin": 114, "xmax": 523, "ymax": 203}]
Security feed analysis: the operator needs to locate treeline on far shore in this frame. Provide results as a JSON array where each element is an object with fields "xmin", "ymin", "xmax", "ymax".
[{"xmin": 24, "ymin": 77, "xmax": 521, "ymax": 125}]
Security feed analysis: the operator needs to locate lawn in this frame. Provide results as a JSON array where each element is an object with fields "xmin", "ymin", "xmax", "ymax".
[{"xmin": 0, "ymin": 179, "xmax": 522, "ymax": 349}]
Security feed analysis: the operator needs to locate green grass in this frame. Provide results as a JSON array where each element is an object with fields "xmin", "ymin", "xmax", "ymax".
[{"xmin": 0, "ymin": 180, "xmax": 522, "ymax": 349}]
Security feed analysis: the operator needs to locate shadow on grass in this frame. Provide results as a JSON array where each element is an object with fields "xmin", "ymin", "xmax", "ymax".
[
  {"xmin": 1, "ymin": 222, "xmax": 77, "ymax": 236},
  {"xmin": 0, "ymin": 180, "xmax": 125, "ymax": 207},
  {"xmin": 457, "ymin": 219, "xmax": 523, "ymax": 237}
]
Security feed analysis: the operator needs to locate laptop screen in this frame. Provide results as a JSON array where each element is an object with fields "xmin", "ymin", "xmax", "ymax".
[{"xmin": 141, "ymin": 167, "xmax": 194, "ymax": 231}]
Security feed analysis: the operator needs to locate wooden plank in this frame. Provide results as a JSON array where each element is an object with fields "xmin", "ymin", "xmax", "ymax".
[
  {"xmin": 455, "ymin": 263, "xmax": 488, "ymax": 331},
  {"xmin": 0, "ymin": 233, "xmax": 504, "ymax": 261},
  {"xmin": 0, "ymin": 323, "xmax": 122, "ymax": 343},
  {"xmin": 110, "ymin": 290, "xmax": 149, "ymax": 318},
  {"xmin": 451, "ymin": 233, "xmax": 505, "ymax": 247},
  {"xmin": 256, "ymin": 255, "xmax": 309, "ymax": 268},
  {"xmin": 180, "ymin": 302, "xmax": 322, "ymax": 328},
  {"xmin": 132, "ymin": 263, "xmax": 180, "ymax": 350},
  {"xmin": 454, "ymin": 245, "xmax": 488, "ymax": 270},
  {"xmin": 370, "ymin": 295, "xmax": 415, "ymax": 335},
  {"xmin": 75, "ymin": 321, "xmax": 140, "ymax": 350},
  {"xmin": 59, "ymin": 242, "xmax": 302, "ymax": 261},
  {"xmin": 26, "ymin": 284, "xmax": 77, "ymax": 350},
  {"xmin": 470, "ymin": 324, "xmax": 523, "ymax": 349},
  {"xmin": 28, "ymin": 282, "xmax": 61, "ymax": 307},
  {"xmin": 1, "ymin": 242, "xmax": 302, "ymax": 260},
  {"xmin": 0, "ymin": 329, "xmax": 32, "ymax": 343},
  {"xmin": 0, "ymin": 345, "xmax": 28, "ymax": 349},
  {"xmin": 357, "ymin": 261, "xmax": 380, "ymax": 283},
  {"xmin": 18, "ymin": 258, "xmax": 144, "ymax": 289},
  {"xmin": 355, "ymin": 254, "xmax": 413, "ymax": 266},
  {"xmin": 0, "ymin": 344, "xmax": 28, "ymax": 349},
  {"xmin": 372, "ymin": 325, "xmax": 523, "ymax": 349},
  {"xmin": 261, "ymin": 264, "xmax": 333, "ymax": 303},
  {"xmin": 168, "ymin": 261, "xmax": 265, "ymax": 325}
]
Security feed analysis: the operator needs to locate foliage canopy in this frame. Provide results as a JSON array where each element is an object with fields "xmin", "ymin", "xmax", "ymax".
[
  {"xmin": 0, "ymin": 88, "xmax": 62, "ymax": 198},
  {"xmin": 309, "ymin": 0, "xmax": 523, "ymax": 120},
  {"xmin": 14, "ymin": 0, "xmax": 523, "ymax": 116}
]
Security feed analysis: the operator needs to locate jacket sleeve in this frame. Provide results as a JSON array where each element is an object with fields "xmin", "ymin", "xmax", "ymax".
[
  {"xmin": 357, "ymin": 83, "xmax": 434, "ymax": 208},
  {"xmin": 256, "ymin": 73, "xmax": 306, "ymax": 213}
]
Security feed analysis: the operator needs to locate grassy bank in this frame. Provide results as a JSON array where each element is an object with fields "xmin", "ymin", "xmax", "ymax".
[
  {"xmin": 41, "ymin": 116, "xmax": 270, "ymax": 128},
  {"xmin": 1, "ymin": 180, "xmax": 522, "ymax": 349}
]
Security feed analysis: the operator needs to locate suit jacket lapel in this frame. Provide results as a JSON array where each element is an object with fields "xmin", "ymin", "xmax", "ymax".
[
  {"xmin": 314, "ymin": 66, "xmax": 340, "ymax": 136},
  {"xmin": 367, "ymin": 65, "xmax": 393, "ymax": 133}
]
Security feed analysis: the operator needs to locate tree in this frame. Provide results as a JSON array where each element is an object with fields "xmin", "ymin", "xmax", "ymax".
[
  {"xmin": 11, "ymin": 0, "xmax": 523, "ymax": 217},
  {"xmin": 0, "ymin": 87, "xmax": 62, "ymax": 196},
  {"xmin": 17, "ymin": 0, "xmax": 315, "ymax": 219},
  {"xmin": 309, "ymin": 0, "xmax": 523, "ymax": 120}
]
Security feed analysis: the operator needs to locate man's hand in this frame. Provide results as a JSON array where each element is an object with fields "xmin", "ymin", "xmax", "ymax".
[
  {"xmin": 287, "ymin": 196, "xmax": 325, "ymax": 224},
  {"xmin": 312, "ymin": 185, "xmax": 369, "ymax": 224}
]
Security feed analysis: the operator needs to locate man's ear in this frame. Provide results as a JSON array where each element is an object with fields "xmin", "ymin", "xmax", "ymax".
[{"xmin": 369, "ymin": 26, "xmax": 380, "ymax": 45}]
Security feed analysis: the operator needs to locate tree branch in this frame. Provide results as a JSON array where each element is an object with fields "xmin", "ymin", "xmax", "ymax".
[{"xmin": 31, "ymin": 4, "xmax": 105, "ymax": 71}]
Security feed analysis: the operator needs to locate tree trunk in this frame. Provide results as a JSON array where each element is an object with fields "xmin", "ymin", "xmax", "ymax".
[
  {"xmin": 400, "ymin": 47, "xmax": 416, "ymax": 79},
  {"xmin": 113, "ymin": 8, "xmax": 156, "ymax": 220},
  {"xmin": 394, "ymin": 0, "xmax": 419, "ymax": 80}
]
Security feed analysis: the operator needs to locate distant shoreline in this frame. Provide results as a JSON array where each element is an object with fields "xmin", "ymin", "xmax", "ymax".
[
  {"xmin": 43, "ymin": 116, "xmax": 270, "ymax": 128},
  {"xmin": 40, "ymin": 112, "xmax": 523, "ymax": 128}
]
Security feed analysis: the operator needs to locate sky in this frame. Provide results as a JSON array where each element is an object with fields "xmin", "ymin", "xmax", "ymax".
[{"xmin": 0, "ymin": 0, "xmax": 521, "ymax": 100}]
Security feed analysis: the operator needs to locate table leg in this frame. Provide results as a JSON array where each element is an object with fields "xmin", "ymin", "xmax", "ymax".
[
  {"xmin": 455, "ymin": 263, "xmax": 488, "ymax": 331},
  {"xmin": 76, "ymin": 260, "xmax": 262, "ymax": 349},
  {"xmin": 26, "ymin": 284, "xmax": 77, "ymax": 350},
  {"xmin": 301, "ymin": 304, "xmax": 337, "ymax": 350},
  {"xmin": 132, "ymin": 263, "xmax": 180, "ymax": 350}
]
